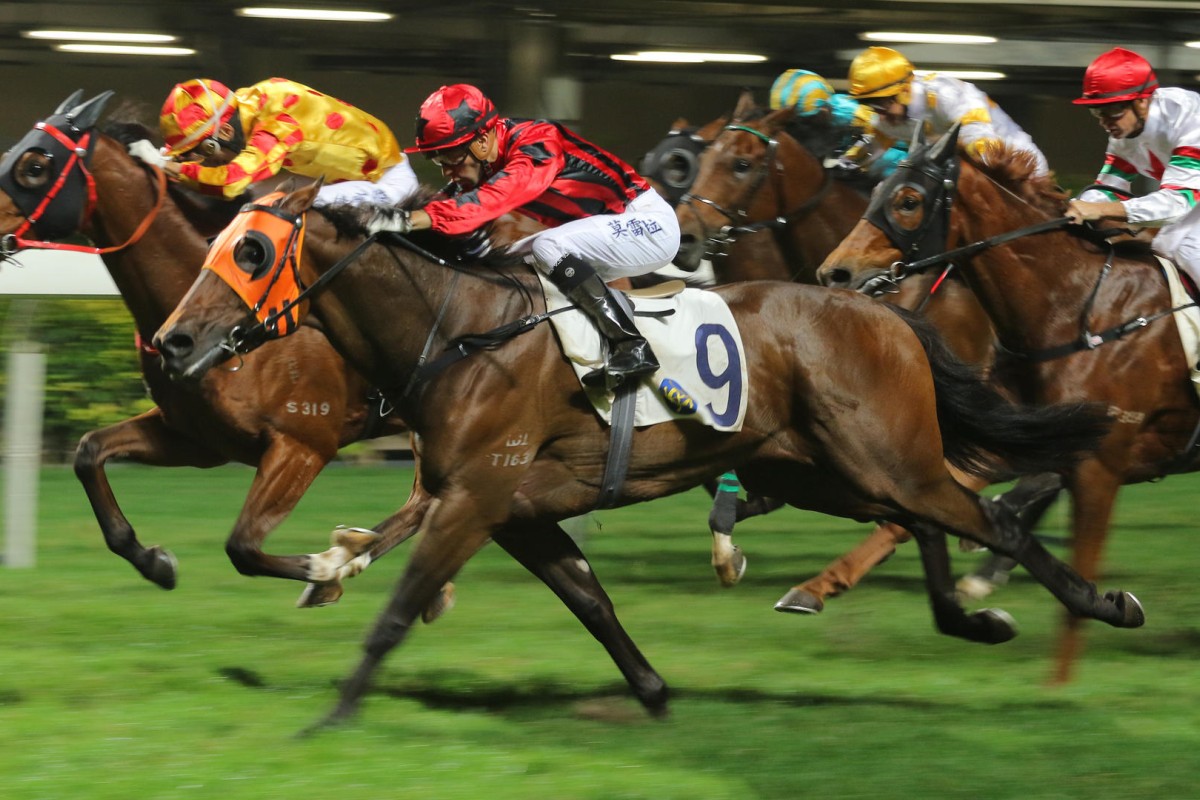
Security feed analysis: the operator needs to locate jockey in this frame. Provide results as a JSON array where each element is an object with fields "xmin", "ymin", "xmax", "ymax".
[
  {"xmin": 135, "ymin": 77, "xmax": 418, "ymax": 206},
  {"xmin": 769, "ymin": 68, "xmax": 907, "ymax": 178},
  {"xmin": 843, "ymin": 46, "xmax": 1049, "ymax": 176},
  {"xmin": 1066, "ymin": 48, "xmax": 1200, "ymax": 285},
  {"xmin": 367, "ymin": 83, "xmax": 681, "ymax": 390}
]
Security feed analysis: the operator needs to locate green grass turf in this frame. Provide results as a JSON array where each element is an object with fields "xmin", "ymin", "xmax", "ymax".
[{"xmin": 2, "ymin": 463, "xmax": 1198, "ymax": 798}]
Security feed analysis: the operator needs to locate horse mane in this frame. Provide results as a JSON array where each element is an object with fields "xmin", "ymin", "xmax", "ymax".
[{"xmin": 963, "ymin": 143, "xmax": 1068, "ymax": 217}]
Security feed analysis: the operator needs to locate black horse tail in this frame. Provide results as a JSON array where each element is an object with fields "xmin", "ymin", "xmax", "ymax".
[{"xmin": 889, "ymin": 306, "xmax": 1111, "ymax": 479}]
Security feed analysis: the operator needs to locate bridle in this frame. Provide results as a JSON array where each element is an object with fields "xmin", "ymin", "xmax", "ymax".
[
  {"xmin": 859, "ymin": 131, "xmax": 1197, "ymax": 362},
  {"xmin": 679, "ymin": 123, "xmax": 832, "ymax": 258},
  {"xmin": 0, "ymin": 115, "xmax": 166, "ymax": 259}
]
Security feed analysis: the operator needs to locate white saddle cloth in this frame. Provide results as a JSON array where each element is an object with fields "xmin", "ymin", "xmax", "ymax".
[
  {"xmin": 1157, "ymin": 256, "xmax": 1200, "ymax": 399},
  {"xmin": 539, "ymin": 277, "xmax": 748, "ymax": 432}
]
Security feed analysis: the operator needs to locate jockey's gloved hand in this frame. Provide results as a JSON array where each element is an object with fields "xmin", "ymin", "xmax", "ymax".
[
  {"xmin": 365, "ymin": 208, "xmax": 412, "ymax": 236},
  {"xmin": 823, "ymin": 154, "xmax": 862, "ymax": 175},
  {"xmin": 128, "ymin": 140, "xmax": 170, "ymax": 168}
]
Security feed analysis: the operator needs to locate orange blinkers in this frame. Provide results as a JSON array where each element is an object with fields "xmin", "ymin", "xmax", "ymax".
[{"xmin": 201, "ymin": 191, "xmax": 306, "ymax": 337}]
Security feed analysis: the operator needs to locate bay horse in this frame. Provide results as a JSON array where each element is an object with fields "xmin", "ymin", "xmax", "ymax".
[
  {"xmin": 666, "ymin": 91, "xmax": 1010, "ymax": 613},
  {"xmin": 818, "ymin": 123, "xmax": 1195, "ymax": 683},
  {"xmin": 152, "ymin": 182, "xmax": 1140, "ymax": 727},
  {"xmin": 0, "ymin": 90, "xmax": 443, "ymax": 611}
]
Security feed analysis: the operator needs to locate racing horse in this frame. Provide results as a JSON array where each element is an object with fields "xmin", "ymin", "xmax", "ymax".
[
  {"xmin": 818, "ymin": 124, "xmax": 1195, "ymax": 683},
  {"xmin": 0, "ymin": 90, "xmax": 445, "ymax": 611},
  {"xmin": 666, "ymin": 91, "xmax": 1008, "ymax": 612},
  {"xmin": 152, "ymin": 182, "xmax": 1140, "ymax": 727}
]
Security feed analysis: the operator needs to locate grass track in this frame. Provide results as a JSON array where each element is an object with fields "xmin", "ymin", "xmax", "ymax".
[{"xmin": 2, "ymin": 463, "xmax": 1198, "ymax": 798}]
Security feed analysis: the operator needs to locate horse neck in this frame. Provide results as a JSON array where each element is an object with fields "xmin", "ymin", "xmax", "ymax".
[
  {"xmin": 771, "ymin": 140, "xmax": 869, "ymax": 284},
  {"xmin": 305, "ymin": 226, "xmax": 532, "ymax": 410},
  {"xmin": 953, "ymin": 166, "xmax": 1093, "ymax": 351},
  {"xmin": 88, "ymin": 136, "xmax": 210, "ymax": 339}
]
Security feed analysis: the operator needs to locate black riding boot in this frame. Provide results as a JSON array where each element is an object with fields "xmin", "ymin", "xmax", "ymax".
[{"xmin": 547, "ymin": 255, "xmax": 660, "ymax": 389}]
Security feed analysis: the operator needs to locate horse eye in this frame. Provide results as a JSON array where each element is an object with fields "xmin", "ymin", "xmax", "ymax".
[
  {"xmin": 732, "ymin": 158, "xmax": 752, "ymax": 175},
  {"xmin": 15, "ymin": 150, "xmax": 53, "ymax": 189},
  {"xmin": 900, "ymin": 196, "xmax": 921, "ymax": 211},
  {"xmin": 233, "ymin": 231, "xmax": 275, "ymax": 279}
]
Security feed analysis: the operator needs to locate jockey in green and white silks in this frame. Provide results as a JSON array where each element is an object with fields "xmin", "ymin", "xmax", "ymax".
[{"xmin": 1069, "ymin": 48, "xmax": 1200, "ymax": 286}]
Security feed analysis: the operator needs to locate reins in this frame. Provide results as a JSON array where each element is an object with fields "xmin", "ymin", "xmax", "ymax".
[{"xmin": 225, "ymin": 206, "xmax": 562, "ymax": 402}]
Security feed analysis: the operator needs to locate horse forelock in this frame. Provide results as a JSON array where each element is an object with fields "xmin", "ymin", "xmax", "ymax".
[{"xmin": 964, "ymin": 143, "xmax": 1067, "ymax": 216}]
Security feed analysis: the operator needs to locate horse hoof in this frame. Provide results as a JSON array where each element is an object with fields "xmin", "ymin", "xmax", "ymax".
[
  {"xmin": 971, "ymin": 608, "xmax": 1019, "ymax": 644},
  {"xmin": 712, "ymin": 546, "xmax": 747, "ymax": 587},
  {"xmin": 421, "ymin": 582, "xmax": 456, "ymax": 624},
  {"xmin": 143, "ymin": 546, "xmax": 178, "ymax": 590},
  {"xmin": 955, "ymin": 574, "xmax": 996, "ymax": 602},
  {"xmin": 774, "ymin": 588, "xmax": 824, "ymax": 614},
  {"xmin": 1105, "ymin": 590, "xmax": 1145, "ymax": 628},
  {"xmin": 297, "ymin": 581, "xmax": 344, "ymax": 608}
]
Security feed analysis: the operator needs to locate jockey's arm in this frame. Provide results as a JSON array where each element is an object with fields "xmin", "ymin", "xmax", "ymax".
[{"xmin": 1066, "ymin": 198, "xmax": 1128, "ymax": 225}]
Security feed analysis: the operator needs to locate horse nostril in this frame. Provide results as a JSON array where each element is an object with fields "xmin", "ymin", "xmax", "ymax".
[
  {"xmin": 821, "ymin": 268, "xmax": 851, "ymax": 288},
  {"xmin": 157, "ymin": 331, "xmax": 195, "ymax": 359}
]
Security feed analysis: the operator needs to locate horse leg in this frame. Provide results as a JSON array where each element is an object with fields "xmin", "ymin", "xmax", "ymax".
[
  {"xmin": 308, "ymin": 487, "xmax": 499, "ymax": 733},
  {"xmin": 74, "ymin": 409, "xmax": 227, "ymax": 588},
  {"xmin": 957, "ymin": 473, "xmax": 1065, "ymax": 600},
  {"xmin": 708, "ymin": 472, "xmax": 747, "ymax": 586},
  {"xmin": 493, "ymin": 522, "xmax": 669, "ymax": 716},
  {"xmin": 222, "ymin": 435, "xmax": 334, "ymax": 582},
  {"xmin": 907, "ymin": 523, "xmax": 1018, "ymax": 644},
  {"xmin": 1047, "ymin": 464, "xmax": 1121, "ymax": 685},
  {"xmin": 299, "ymin": 482, "xmax": 455, "ymax": 622},
  {"xmin": 775, "ymin": 522, "xmax": 912, "ymax": 614},
  {"xmin": 911, "ymin": 475, "xmax": 1141, "ymax": 630}
]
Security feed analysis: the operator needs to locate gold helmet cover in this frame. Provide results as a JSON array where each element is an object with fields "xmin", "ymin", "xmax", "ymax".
[{"xmin": 848, "ymin": 47, "xmax": 915, "ymax": 105}]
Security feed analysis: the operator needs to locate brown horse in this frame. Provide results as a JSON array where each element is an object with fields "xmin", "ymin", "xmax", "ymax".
[
  {"xmin": 666, "ymin": 92, "xmax": 1003, "ymax": 612},
  {"xmin": 152, "ymin": 183, "xmax": 1140, "ymax": 727},
  {"xmin": 818, "ymin": 123, "xmax": 1195, "ymax": 683},
  {"xmin": 0, "ymin": 90, "xmax": 440, "ymax": 610}
]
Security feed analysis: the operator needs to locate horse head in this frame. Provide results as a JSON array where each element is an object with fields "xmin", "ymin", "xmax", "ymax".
[
  {"xmin": 0, "ymin": 90, "xmax": 114, "ymax": 251},
  {"xmin": 675, "ymin": 94, "xmax": 853, "ymax": 273},
  {"xmin": 818, "ymin": 122, "xmax": 963, "ymax": 294},
  {"xmin": 156, "ymin": 182, "xmax": 321, "ymax": 383}
]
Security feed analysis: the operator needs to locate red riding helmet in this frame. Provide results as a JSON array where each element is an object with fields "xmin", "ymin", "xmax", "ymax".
[
  {"xmin": 406, "ymin": 84, "xmax": 498, "ymax": 154},
  {"xmin": 1074, "ymin": 47, "xmax": 1159, "ymax": 106}
]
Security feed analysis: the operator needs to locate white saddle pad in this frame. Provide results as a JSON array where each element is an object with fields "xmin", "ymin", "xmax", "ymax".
[
  {"xmin": 539, "ymin": 276, "xmax": 748, "ymax": 432},
  {"xmin": 1157, "ymin": 256, "xmax": 1200, "ymax": 400}
]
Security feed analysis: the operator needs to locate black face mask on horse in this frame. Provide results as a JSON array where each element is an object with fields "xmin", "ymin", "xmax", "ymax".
[
  {"xmin": 0, "ymin": 89, "xmax": 113, "ymax": 248},
  {"xmin": 863, "ymin": 122, "xmax": 961, "ymax": 267}
]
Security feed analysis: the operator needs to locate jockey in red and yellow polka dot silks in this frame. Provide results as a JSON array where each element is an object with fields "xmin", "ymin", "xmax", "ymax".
[{"xmin": 160, "ymin": 77, "xmax": 405, "ymax": 200}]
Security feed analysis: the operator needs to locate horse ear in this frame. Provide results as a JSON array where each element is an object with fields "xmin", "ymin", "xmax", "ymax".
[
  {"xmin": 929, "ymin": 121, "xmax": 962, "ymax": 166},
  {"xmin": 763, "ymin": 105, "xmax": 794, "ymax": 134},
  {"xmin": 54, "ymin": 89, "xmax": 85, "ymax": 116},
  {"xmin": 670, "ymin": 117, "xmax": 690, "ymax": 132},
  {"xmin": 732, "ymin": 88, "xmax": 756, "ymax": 122},
  {"xmin": 67, "ymin": 90, "xmax": 115, "ymax": 129},
  {"xmin": 285, "ymin": 179, "xmax": 323, "ymax": 214},
  {"xmin": 910, "ymin": 120, "xmax": 927, "ymax": 152}
]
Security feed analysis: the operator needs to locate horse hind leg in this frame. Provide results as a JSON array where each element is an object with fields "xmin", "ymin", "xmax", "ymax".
[
  {"xmin": 920, "ymin": 477, "xmax": 1143, "ymax": 631},
  {"xmin": 74, "ymin": 411, "xmax": 227, "ymax": 589},
  {"xmin": 493, "ymin": 521, "xmax": 669, "ymax": 716},
  {"xmin": 907, "ymin": 523, "xmax": 1019, "ymax": 644}
]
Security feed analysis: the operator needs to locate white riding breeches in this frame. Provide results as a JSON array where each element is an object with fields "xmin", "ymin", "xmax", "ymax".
[
  {"xmin": 314, "ymin": 158, "xmax": 420, "ymax": 207},
  {"xmin": 1150, "ymin": 203, "xmax": 1200, "ymax": 288},
  {"xmin": 508, "ymin": 188, "xmax": 682, "ymax": 281}
]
